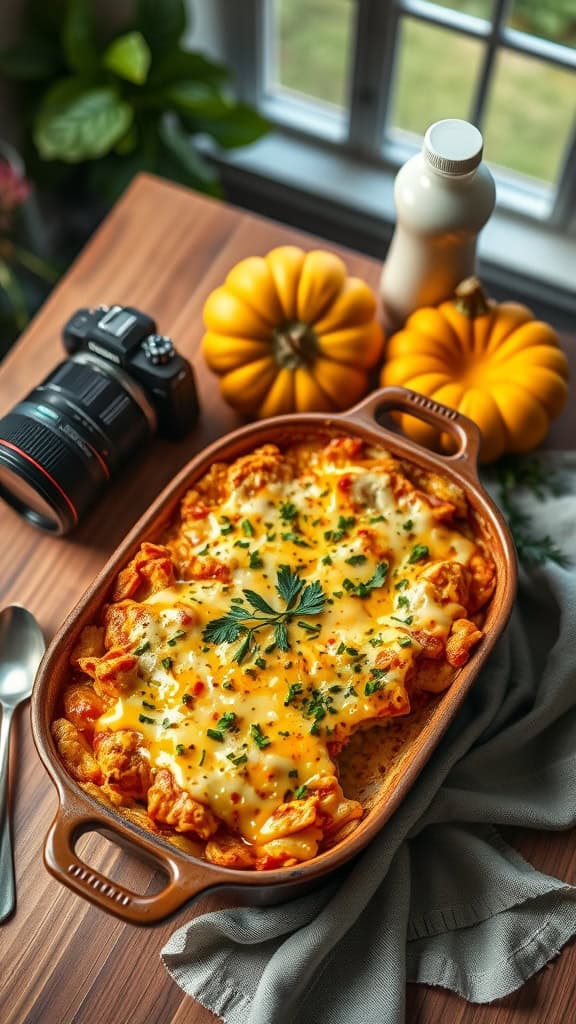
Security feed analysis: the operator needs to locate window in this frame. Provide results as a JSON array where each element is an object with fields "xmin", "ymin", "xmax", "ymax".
[{"xmin": 199, "ymin": 1, "xmax": 576, "ymax": 300}]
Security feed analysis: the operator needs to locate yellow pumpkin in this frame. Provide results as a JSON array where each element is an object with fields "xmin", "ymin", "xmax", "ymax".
[
  {"xmin": 202, "ymin": 246, "xmax": 384, "ymax": 417},
  {"xmin": 380, "ymin": 278, "xmax": 569, "ymax": 462}
]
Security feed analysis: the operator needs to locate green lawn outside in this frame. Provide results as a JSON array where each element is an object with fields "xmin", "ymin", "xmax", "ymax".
[{"xmin": 276, "ymin": 0, "xmax": 576, "ymax": 184}]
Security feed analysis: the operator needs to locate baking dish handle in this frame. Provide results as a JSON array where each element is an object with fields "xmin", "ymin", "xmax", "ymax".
[
  {"xmin": 341, "ymin": 386, "xmax": 481, "ymax": 479},
  {"xmin": 44, "ymin": 800, "xmax": 221, "ymax": 925}
]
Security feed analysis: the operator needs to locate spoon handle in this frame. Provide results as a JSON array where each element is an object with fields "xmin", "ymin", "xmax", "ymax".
[{"xmin": 0, "ymin": 704, "xmax": 16, "ymax": 924}]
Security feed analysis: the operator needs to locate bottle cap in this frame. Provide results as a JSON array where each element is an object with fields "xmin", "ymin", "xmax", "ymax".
[{"xmin": 423, "ymin": 119, "xmax": 484, "ymax": 175}]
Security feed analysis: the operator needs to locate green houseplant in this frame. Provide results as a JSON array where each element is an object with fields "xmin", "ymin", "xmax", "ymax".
[{"xmin": 0, "ymin": 0, "xmax": 268, "ymax": 202}]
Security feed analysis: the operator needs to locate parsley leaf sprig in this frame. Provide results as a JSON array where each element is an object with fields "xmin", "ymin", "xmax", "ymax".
[
  {"xmin": 343, "ymin": 561, "xmax": 389, "ymax": 599},
  {"xmin": 202, "ymin": 566, "xmax": 326, "ymax": 663},
  {"xmin": 487, "ymin": 455, "xmax": 568, "ymax": 567}
]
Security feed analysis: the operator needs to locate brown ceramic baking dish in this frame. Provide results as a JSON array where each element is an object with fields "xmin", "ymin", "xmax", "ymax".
[{"xmin": 32, "ymin": 386, "xmax": 516, "ymax": 925}]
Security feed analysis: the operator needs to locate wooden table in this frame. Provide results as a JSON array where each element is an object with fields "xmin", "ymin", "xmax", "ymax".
[{"xmin": 0, "ymin": 174, "xmax": 574, "ymax": 1024}]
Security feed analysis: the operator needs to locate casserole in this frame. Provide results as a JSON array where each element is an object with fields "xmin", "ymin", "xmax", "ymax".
[{"xmin": 32, "ymin": 387, "xmax": 516, "ymax": 923}]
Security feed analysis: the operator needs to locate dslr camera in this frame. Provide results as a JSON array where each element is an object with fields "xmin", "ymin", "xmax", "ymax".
[{"xmin": 0, "ymin": 304, "xmax": 198, "ymax": 534}]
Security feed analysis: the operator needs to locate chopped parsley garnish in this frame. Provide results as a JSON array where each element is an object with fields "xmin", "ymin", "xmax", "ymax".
[
  {"xmin": 337, "ymin": 641, "xmax": 346, "ymax": 655},
  {"xmin": 220, "ymin": 522, "xmax": 234, "ymax": 535},
  {"xmin": 408, "ymin": 544, "xmax": 429, "ymax": 564},
  {"xmin": 241, "ymin": 519, "xmax": 255, "ymax": 537},
  {"xmin": 249, "ymin": 550, "xmax": 264, "ymax": 569},
  {"xmin": 402, "ymin": 519, "xmax": 414, "ymax": 531},
  {"xmin": 216, "ymin": 711, "xmax": 237, "ymax": 732},
  {"xmin": 234, "ymin": 539, "xmax": 250, "ymax": 549},
  {"xmin": 161, "ymin": 717, "xmax": 171, "ymax": 729},
  {"xmin": 303, "ymin": 690, "xmax": 334, "ymax": 734},
  {"xmin": 338, "ymin": 515, "xmax": 356, "ymax": 531},
  {"xmin": 254, "ymin": 656, "xmax": 267, "ymax": 669},
  {"xmin": 227, "ymin": 751, "xmax": 248, "ymax": 766},
  {"xmin": 280, "ymin": 501, "xmax": 298, "ymax": 521},
  {"xmin": 281, "ymin": 531, "xmax": 310, "ymax": 547},
  {"xmin": 345, "ymin": 554, "xmax": 367, "ymax": 566},
  {"xmin": 134, "ymin": 641, "xmax": 150, "ymax": 656},
  {"xmin": 365, "ymin": 668, "xmax": 387, "ymax": 695},
  {"xmin": 207, "ymin": 728, "xmax": 224, "ymax": 742},
  {"xmin": 182, "ymin": 693, "xmax": 194, "ymax": 705},
  {"xmin": 364, "ymin": 679, "xmax": 385, "ymax": 695},
  {"xmin": 369, "ymin": 514, "xmax": 386, "ymax": 523},
  {"xmin": 142, "ymin": 701, "xmax": 155, "ymax": 710},
  {"xmin": 322, "ymin": 554, "xmax": 333, "ymax": 566},
  {"xmin": 202, "ymin": 566, "xmax": 326, "ymax": 663},
  {"xmin": 138, "ymin": 713, "xmax": 155, "ymax": 725},
  {"xmin": 161, "ymin": 656, "xmax": 173, "ymax": 670},
  {"xmin": 390, "ymin": 614, "xmax": 414, "ymax": 625},
  {"xmin": 395, "ymin": 578, "xmax": 408, "ymax": 590},
  {"xmin": 197, "ymin": 544, "xmax": 210, "ymax": 555},
  {"xmin": 397, "ymin": 595, "xmax": 410, "ymax": 609},
  {"xmin": 343, "ymin": 561, "xmax": 389, "ymax": 599},
  {"xmin": 284, "ymin": 682, "xmax": 303, "ymax": 706},
  {"xmin": 288, "ymin": 769, "xmax": 299, "ymax": 778},
  {"xmin": 175, "ymin": 744, "xmax": 186, "ymax": 756},
  {"xmin": 250, "ymin": 723, "xmax": 271, "ymax": 749},
  {"xmin": 199, "ymin": 749, "xmax": 206, "ymax": 766},
  {"xmin": 325, "ymin": 515, "xmax": 356, "ymax": 544},
  {"xmin": 294, "ymin": 784, "xmax": 308, "ymax": 799},
  {"xmin": 369, "ymin": 635, "xmax": 384, "ymax": 648},
  {"xmin": 398, "ymin": 636, "xmax": 413, "ymax": 647},
  {"xmin": 167, "ymin": 629, "xmax": 186, "ymax": 646}
]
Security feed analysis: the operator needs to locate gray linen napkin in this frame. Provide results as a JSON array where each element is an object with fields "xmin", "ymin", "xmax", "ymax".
[{"xmin": 162, "ymin": 453, "xmax": 576, "ymax": 1024}]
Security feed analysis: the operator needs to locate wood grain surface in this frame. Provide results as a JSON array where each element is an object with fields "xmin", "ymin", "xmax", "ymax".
[{"xmin": 0, "ymin": 174, "xmax": 574, "ymax": 1024}]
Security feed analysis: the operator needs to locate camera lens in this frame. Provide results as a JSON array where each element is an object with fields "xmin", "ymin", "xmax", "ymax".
[{"xmin": 0, "ymin": 353, "xmax": 157, "ymax": 534}]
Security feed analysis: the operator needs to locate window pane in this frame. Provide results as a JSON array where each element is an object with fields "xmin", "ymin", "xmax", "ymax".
[
  {"xmin": 508, "ymin": 0, "xmax": 576, "ymax": 49},
  {"xmin": 482, "ymin": 51, "xmax": 575, "ymax": 182},
  {"xmin": 426, "ymin": 0, "xmax": 493, "ymax": 19},
  {"xmin": 390, "ymin": 18, "xmax": 484, "ymax": 136},
  {"xmin": 272, "ymin": 0, "xmax": 354, "ymax": 108}
]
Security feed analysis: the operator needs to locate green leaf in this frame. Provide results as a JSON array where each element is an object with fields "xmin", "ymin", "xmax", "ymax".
[
  {"xmin": 137, "ymin": 0, "xmax": 186, "ymax": 57},
  {"xmin": 242, "ymin": 589, "xmax": 275, "ymax": 615},
  {"xmin": 274, "ymin": 622, "xmax": 290, "ymax": 652},
  {"xmin": 34, "ymin": 80, "xmax": 134, "ymax": 162},
  {"xmin": 408, "ymin": 544, "xmax": 429, "ymax": 564},
  {"xmin": 191, "ymin": 102, "xmax": 269, "ymax": 149},
  {"xmin": 158, "ymin": 115, "xmax": 220, "ymax": 188},
  {"xmin": 148, "ymin": 49, "xmax": 229, "ymax": 89},
  {"xmin": 296, "ymin": 581, "xmax": 325, "ymax": 616},
  {"xmin": 276, "ymin": 565, "xmax": 305, "ymax": 606},
  {"xmin": 103, "ymin": 31, "xmax": 151, "ymax": 85},
  {"xmin": 0, "ymin": 38, "xmax": 62, "ymax": 80},
  {"xmin": 202, "ymin": 616, "xmax": 242, "ymax": 645},
  {"xmin": 166, "ymin": 81, "xmax": 233, "ymax": 119},
  {"xmin": 62, "ymin": 0, "xmax": 99, "ymax": 75}
]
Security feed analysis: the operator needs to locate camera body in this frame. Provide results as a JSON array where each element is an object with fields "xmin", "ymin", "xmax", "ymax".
[
  {"xmin": 0, "ymin": 303, "xmax": 199, "ymax": 534},
  {"xmin": 63, "ymin": 305, "xmax": 198, "ymax": 439}
]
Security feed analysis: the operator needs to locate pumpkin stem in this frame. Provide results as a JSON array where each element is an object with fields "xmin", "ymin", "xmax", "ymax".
[
  {"xmin": 453, "ymin": 277, "xmax": 491, "ymax": 319},
  {"xmin": 272, "ymin": 321, "xmax": 319, "ymax": 370}
]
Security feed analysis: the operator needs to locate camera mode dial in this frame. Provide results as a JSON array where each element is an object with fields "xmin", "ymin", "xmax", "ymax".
[{"xmin": 142, "ymin": 334, "xmax": 175, "ymax": 365}]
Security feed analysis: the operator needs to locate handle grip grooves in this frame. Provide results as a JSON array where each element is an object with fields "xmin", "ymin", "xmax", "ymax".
[
  {"xmin": 342, "ymin": 386, "xmax": 480, "ymax": 477},
  {"xmin": 45, "ymin": 803, "xmax": 220, "ymax": 925}
]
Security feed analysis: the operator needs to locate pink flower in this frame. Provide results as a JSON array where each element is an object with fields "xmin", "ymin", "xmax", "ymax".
[{"xmin": 0, "ymin": 160, "xmax": 30, "ymax": 232}]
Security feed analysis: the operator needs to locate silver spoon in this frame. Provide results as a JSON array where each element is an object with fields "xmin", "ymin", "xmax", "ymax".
[{"xmin": 0, "ymin": 606, "xmax": 45, "ymax": 924}]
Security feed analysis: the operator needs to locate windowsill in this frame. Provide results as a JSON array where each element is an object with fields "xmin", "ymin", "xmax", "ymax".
[{"xmin": 203, "ymin": 129, "xmax": 576, "ymax": 318}]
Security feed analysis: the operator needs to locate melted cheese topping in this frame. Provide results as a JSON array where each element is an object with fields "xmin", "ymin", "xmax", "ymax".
[{"xmin": 90, "ymin": 438, "xmax": 489, "ymax": 855}]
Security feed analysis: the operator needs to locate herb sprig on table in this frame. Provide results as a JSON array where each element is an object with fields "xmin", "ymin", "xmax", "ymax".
[
  {"xmin": 202, "ymin": 566, "xmax": 326, "ymax": 663},
  {"xmin": 486, "ymin": 455, "xmax": 567, "ymax": 566}
]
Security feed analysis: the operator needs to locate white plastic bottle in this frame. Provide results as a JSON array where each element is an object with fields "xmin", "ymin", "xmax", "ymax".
[{"xmin": 380, "ymin": 119, "xmax": 496, "ymax": 327}]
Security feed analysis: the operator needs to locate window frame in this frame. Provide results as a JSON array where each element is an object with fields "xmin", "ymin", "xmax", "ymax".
[{"xmin": 199, "ymin": 0, "xmax": 576, "ymax": 304}]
